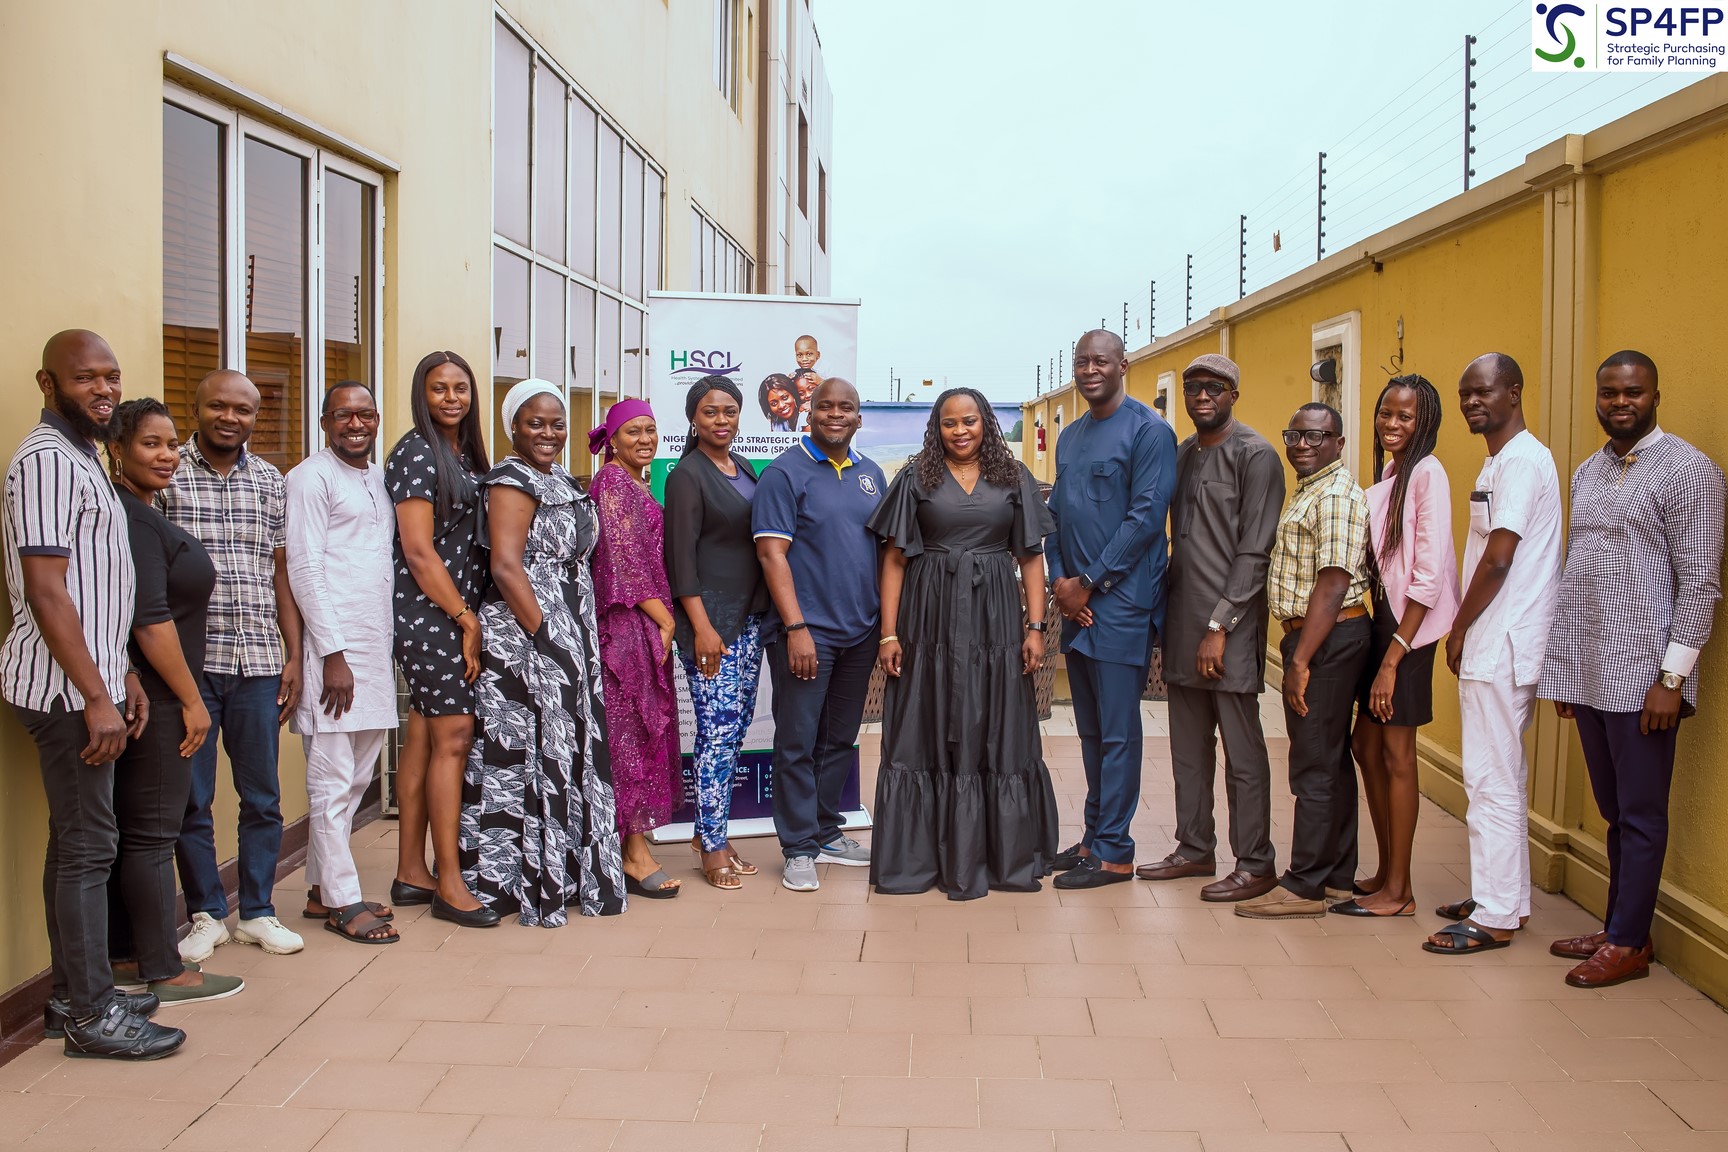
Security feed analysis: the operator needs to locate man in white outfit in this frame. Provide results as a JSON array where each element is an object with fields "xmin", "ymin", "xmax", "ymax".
[
  {"xmin": 1428, "ymin": 353, "xmax": 1561, "ymax": 955},
  {"xmin": 285, "ymin": 381, "xmax": 399, "ymax": 944}
]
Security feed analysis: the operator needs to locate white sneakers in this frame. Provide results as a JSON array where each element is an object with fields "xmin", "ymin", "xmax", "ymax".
[
  {"xmin": 178, "ymin": 912, "xmax": 230, "ymax": 963},
  {"xmin": 235, "ymin": 915, "xmax": 305, "ymax": 955}
]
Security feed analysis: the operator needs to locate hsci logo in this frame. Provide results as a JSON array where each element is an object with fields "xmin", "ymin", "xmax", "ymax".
[
  {"xmin": 1534, "ymin": 3, "xmax": 1728, "ymax": 71},
  {"xmin": 669, "ymin": 348, "xmax": 742, "ymax": 378}
]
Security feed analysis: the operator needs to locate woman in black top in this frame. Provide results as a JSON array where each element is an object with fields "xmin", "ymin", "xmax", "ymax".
[
  {"xmin": 382, "ymin": 351, "xmax": 498, "ymax": 927},
  {"xmin": 104, "ymin": 399, "xmax": 243, "ymax": 1004},
  {"xmin": 663, "ymin": 376, "xmax": 770, "ymax": 889}
]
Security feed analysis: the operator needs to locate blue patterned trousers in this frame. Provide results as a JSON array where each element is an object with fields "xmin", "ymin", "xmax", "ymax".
[{"xmin": 680, "ymin": 614, "xmax": 764, "ymax": 851}]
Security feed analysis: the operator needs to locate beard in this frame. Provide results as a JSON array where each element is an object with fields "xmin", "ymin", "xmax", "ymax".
[
  {"xmin": 50, "ymin": 380, "xmax": 110, "ymax": 441},
  {"xmin": 1596, "ymin": 407, "xmax": 1656, "ymax": 443}
]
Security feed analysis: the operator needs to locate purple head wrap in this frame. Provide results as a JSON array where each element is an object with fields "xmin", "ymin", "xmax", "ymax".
[{"xmin": 587, "ymin": 398, "xmax": 655, "ymax": 458}]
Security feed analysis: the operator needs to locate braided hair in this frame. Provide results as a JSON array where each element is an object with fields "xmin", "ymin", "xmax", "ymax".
[
  {"xmin": 106, "ymin": 397, "xmax": 174, "ymax": 479},
  {"xmin": 913, "ymin": 387, "xmax": 1019, "ymax": 492},
  {"xmin": 1372, "ymin": 373, "xmax": 1443, "ymax": 560}
]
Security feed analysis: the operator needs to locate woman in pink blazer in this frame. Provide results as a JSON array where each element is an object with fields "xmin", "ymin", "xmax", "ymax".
[{"xmin": 1332, "ymin": 375, "xmax": 1460, "ymax": 918}]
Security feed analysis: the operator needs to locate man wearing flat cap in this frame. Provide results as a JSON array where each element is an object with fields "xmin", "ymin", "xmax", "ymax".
[{"xmin": 1137, "ymin": 354, "xmax": 1287, "ymax": 900}]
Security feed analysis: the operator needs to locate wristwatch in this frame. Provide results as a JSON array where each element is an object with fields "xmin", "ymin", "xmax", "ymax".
[
  {"xmin": 1077, "ymin": 574, "xmax": 1095, "ymax": 591},
  {"xmin": 1027, "ymin": 621, "xmax": 1048, "ymax": 633},
  {"xmin": 784, "ymin": 621, "xmax": 809, "ymax": 633},
  {"xmin": 1206, "ymin": 620, "xmax": 1224, "ymax": 634},
  {"xmin": 1659, "ymin": 670, "xmax": 1685, "ymax": 691}
]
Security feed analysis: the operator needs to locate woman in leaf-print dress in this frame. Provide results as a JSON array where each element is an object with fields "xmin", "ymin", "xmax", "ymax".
[{"xmin": 458, "ymin": 379, "xmax": 626, "ymax": 924}]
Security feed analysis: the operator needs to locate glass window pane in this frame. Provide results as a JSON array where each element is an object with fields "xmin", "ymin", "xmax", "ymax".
[
  {"xmin": 644, "ymin": 168, "xmax": 662, "ymax": 292},
  {"xmin": 242, "ymin": 137, "xmax": 307, "ymax": 473},
  {"xmin": 492, "ymin": 245, "xmax": 529, "ymax": 389},
  {"xmin": 569, "ymin": 281, "xmax": 595, "ymax": 393},
  {"xmin": 623, "ymin": 306, "xmax": 643, "ymax": 399},
  {"xmin": 493, "ymin": 21, "xmax": 531, "ymax": 246},
  {"xmin": 690, "ymin": 207, "xmax": 703, "ymax": 289},
  {"xmin": 623, "ymin": 152, "xmax": 643, "ymax": 300},
  {"xmin": 597, "ymin": 293, "xmax": 620, "ymax": 395},
  {"xmin": 534, "ymin": 65, "xmax": 566, "ymax": 262},
  {"xmin": 569, "ymin": 100, "xmax": 597, "ymax": 278},
  {"xmin": 323, "ymin": 170, "xmax": 372, "ymax": 394},
  {"xmin": 533, "ymin": 265, "xmax": 565, "ymax": 383},
  {"xmin": 162, "ymin": 103, "xmax": 224, "ymax": 439},
  {"xmin": 598, "ymin": 124, "xmax": 621, "ymax": 288}
]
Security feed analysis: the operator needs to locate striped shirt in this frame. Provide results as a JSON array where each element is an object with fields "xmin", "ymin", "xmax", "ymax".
[
  {"xmin": 1, "ymin": 410, "xmax": 136, "ymax": 710},
  {"xmin": 1268, "ymin": 458, "xmax": 1371, "ymax": 622},
  {"xmin": 158, "ymin": 435, "xmax": 287, "ymax": 676}
]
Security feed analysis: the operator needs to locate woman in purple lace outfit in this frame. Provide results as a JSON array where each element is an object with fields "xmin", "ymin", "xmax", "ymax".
[{"xmin": 588, "ymin": 399, "xmax": 683, "ymax": 899}]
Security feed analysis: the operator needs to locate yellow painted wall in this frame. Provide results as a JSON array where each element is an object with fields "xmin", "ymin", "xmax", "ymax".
[
  {"xmin": 1022, "ymin": 83, "xmax": 1728, "ymax": 1001},
  {"xmin": 0, "ymin": 0, "xmax": 760, "ymax": 997}
]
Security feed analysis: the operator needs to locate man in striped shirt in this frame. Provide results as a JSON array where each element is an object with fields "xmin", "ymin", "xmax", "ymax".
[{"xmin": 1, "ymin": 330, "xmax": 183, "ymax": 1059}]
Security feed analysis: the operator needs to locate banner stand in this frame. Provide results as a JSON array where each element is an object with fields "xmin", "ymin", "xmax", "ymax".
[
  {"xmin": 648, "ymin": 810, "xmax": 872, "ymax": 846},
  {"xmin": 647, "ymin": 746, "xmax": 872, "ymax": 845}
]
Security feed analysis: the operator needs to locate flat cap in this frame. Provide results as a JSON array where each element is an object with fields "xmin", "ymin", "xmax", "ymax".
[{"xmin": 1182, "ymin": 353, "xmax": 1240, "ymax": 387}]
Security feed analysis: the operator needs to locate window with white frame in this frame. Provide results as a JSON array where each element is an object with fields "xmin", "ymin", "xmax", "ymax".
[
  {"xmin": 689, "ymin": 205, "xmax": 754, "ymax": 294},
  {"xmin": 162, "ymin": 86, "xmax": 382, "ymax": 473},
  {"xmin": 493, "ymin": 13, "xmax": 664, "ymax": 476}
]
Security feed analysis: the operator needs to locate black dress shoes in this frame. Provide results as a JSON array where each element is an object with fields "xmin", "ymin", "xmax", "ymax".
[
  {"xmin": 390, "ymin": 879, "xmax": 437, "ymax": 906},
  {"xmin": 1052, "ymin": 856, "xmax": 1133, "ymax": 889},
  {"xmin": 62, "ymin": 999, "xmax": 184, "ymax": 1060},
  {"xmin": 44, "ymin": 991, "xmax": 160, "ymax": 1039},
  {"xmin": 1053, "ymin": 843, "xmax": 1088, "ymax": 872},
  {"xmin": 432, "ymin": 896, "xmax": 501, "ymax": 928}
]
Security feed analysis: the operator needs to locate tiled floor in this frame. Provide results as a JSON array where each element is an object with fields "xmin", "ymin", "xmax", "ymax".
[{"xmin": 3, "ymin": 702, "xmax": 1726, "ymax": 1151}]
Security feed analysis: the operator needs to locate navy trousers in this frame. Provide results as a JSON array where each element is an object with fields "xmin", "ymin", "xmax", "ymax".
[
  {"xmin": 1065, "ymin": 649, "xmax": 1147, "ymax": 866},
  {"xmin": 1573, "ymin": 704, "xmax": 1679, "ymax": 948},
  {"xmin": 767, "ymin": 634, "xmax": 875, "ymax": 860}
]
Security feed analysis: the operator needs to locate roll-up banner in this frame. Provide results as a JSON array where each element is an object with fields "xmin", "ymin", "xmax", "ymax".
[{"xmin": 644, "ymin": 292, "xmax": 870, "ymax": 844}]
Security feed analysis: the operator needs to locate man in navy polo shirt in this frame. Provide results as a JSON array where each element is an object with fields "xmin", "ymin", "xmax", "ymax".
[{"xmin": 754, "ymin": 377, "xmax": 886, "ymax": 892}]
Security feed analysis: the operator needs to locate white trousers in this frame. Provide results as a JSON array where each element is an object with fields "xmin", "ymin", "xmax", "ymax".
[
  {"xmin": 1458, "ymin": 642, "xmax": 1535, "ymax": 932},
  {"xmin": 303, "ymin": 730, "xmax": 388, "ymax": 909}
]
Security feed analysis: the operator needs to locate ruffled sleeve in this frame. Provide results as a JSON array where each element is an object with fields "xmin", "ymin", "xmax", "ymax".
[
  {"xmin": 1009, "ymin": 462, "xmax": 1055, "ymax": 558},
  {"xmin": 483, "ymin": 457, "xmax": 541, "ymax": 499},
  {"xmin": 384, "ymin": 431, "xmax": 437, "ymax": 505},
  {"xmin": 867, "ymin": 465, "xmax": 927, "ymax": 558}
]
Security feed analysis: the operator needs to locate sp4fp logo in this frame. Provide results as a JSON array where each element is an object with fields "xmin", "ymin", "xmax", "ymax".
[{"xmin": 1535, "ymin": 3, "xmax": 1589, "ymax": 67}]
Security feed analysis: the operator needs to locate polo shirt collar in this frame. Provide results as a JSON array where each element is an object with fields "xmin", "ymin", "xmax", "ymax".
[
  {"xmin": 1604, "ymin": 424, "xmax": 1665, "ymax": 460},
  {"xmin": 39, "ymin": 408, "xmax": 99, "ymax": 458},
  {"xmin": 1296, "ymin": 457, "xmax": 1345, "ymax": 490},
  {"xmin": 800, "ymin": 435, "xmax": 859, "ymax": 476}
]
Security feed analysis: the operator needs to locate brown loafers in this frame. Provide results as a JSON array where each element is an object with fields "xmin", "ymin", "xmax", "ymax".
[
  {"xmin": 1200, "ymin": 870, "xmax": 1280, "ymax": 903},
  {"xmin": 1549, "ymin": 929, "xmax": 1607, "ymax": 960},
  {"xmin": 1564, "ymin": 941, "xmax": 1652, "ymax": 988},
  {"xmin": 1134, "ymin": 853, "xmax": 1217, "ymax": 882}
]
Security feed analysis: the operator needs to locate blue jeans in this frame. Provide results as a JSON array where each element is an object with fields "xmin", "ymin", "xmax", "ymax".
[{"xmin": 176, "ymin": 673, "xmax": 284, "ymax": 920}]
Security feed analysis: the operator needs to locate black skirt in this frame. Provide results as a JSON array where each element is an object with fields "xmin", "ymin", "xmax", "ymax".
[{"xmin": 1357, "ymin": 582, "xmax": 1436, "ymax": 728}]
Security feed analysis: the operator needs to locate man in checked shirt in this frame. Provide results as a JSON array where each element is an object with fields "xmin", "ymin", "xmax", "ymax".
[{"xmin": 1539, "ymin": 350, "xmax": 1725, "ymax": 988}]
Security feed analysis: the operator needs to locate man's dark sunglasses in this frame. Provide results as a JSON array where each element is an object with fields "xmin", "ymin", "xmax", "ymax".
[
  {"xmin": 1281, "ymin": 429, "xmax": 1338, "ymax": 447},
  {"xmin": 1182, "ymin": 379, "xmax": 1230, "ymax": 398}
]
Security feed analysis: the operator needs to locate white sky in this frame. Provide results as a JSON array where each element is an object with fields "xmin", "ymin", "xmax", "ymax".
[{"xmin": 815, "ymin": 0, "xmax": 1704, "ymax": 405}]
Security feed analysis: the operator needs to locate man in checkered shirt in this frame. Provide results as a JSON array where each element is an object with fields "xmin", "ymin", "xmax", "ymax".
[{"xmin": 1539, "ymin": 350, "xmax": 1725, "ymax": 989}]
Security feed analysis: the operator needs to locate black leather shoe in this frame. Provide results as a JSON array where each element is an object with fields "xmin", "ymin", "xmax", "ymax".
[
  {"xmin": 1052, "ymin": 856, "xmax": 1133, "ymax": 889},
  {"xmin": 390, "ymin": 879, "xmax": 437, "ymax": 906},
  {"xmin": 62, "ymin": 1000, "xmax": 184, "ymax": 1060},
  {"xmin": 1053, "ymin": 843, "xmax": 1089, "ymax": 872},
  {"xmin": 44, "ymin": 991, "xmax": 160, "ymax": 1040},
  {"xmin": 431, "ymin": 896, "xmax": 501, "ymax": 928}
]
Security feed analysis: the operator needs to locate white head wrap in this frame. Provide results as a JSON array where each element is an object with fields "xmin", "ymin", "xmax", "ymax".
[{"xmin": 500, "ymin": 378, "xmax": 565, "ymax": 428}]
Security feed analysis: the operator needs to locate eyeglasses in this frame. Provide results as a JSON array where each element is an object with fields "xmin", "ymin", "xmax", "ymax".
[
  {"xmin": 1182, "ymin": 380, "xmax": 1229, "ymax": 398},
  {"xmin": 1281, "ymin": 429, "xmax": 1338, "ymax": 447},
  {"xmin": 329, "ymin": 408, "xmax": 381, "ymax": 425}
]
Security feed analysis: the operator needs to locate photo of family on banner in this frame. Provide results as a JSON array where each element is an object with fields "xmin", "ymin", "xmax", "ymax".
[{"xmin": 646, "ymin": 291, "xmax": 871, "ymax": 845}]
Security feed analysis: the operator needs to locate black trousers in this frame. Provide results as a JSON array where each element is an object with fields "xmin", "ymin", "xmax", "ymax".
[
  {"xmin": 1168, "ymin": 683, "xmax": 1276, "ymax": 875},
  {"xmin": 768, "ymin": 634, "xmax": 875, "ymax": 859},
  {"xmin": 1574, "ymin": 705, "xmax": 1679, "ymax": 948},
  {"xmin": 13, "ymin": 703, "xmax": 119, "ymax": 1016},
  {"xmin": 108, "ymin": 702, "xmax": 193, "ymax": 982},
  {"xmin": 1278, "ymin": 616, "xmax": 1370, "ymax": 900}
]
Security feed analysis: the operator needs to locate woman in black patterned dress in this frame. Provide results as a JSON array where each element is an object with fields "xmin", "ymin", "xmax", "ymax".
[
  {"xmin": 459, "ymin": 380, "xmax": 626, "ymax": 924},
  {"xmin": 382, "ymin": 351, "xmax": 498, "ymax": 927}
]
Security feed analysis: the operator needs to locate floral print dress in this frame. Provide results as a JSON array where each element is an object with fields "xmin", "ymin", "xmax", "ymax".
[{"xmin": 459, "ymin": 458, "xmax": 626, "ymax": 924}]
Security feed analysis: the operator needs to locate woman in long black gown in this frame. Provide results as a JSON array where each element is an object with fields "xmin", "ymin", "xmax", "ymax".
[{"xmin": 869, "ymin": 388, "xmax": 1058, "ymax": 900}]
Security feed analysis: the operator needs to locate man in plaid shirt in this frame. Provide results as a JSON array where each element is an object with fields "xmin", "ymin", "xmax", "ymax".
[
  {"xmin": 159, "ymin": 371, "xmax": 305, "ymax": 960},
  {"xmin": 1539, "ymin": 350, "xmax": 1725, "ymax": 988}
]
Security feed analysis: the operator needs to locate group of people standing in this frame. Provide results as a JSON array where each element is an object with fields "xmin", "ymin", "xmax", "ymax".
[
  {"xmin": 5, "ymin": 321, "xmax": 1720, "ymax": 1062},
  {"xmin": 1047, "ymin": 330, "xmax": 1722, "ymax": 1000}
]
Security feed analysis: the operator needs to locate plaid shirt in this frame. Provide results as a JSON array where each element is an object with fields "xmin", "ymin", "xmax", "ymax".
[
  {"xmin": 1268, "ymin": 458, "xmax": 1370, "ymax": 621},
  {"xmin": 158, "ymin": 436, "xmax": 287, "ymax": 677}
]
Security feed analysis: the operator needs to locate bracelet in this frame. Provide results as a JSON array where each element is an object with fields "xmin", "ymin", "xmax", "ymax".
[
  {"xmin": 452, "ymin": 606, "xmax": 471, "ymax": 622},
  {"xmin": 879, "ymin": 635, "xmax": 899, "ymax": 646},
  {"xmin": 784, "ymin": 621, "xmax": 808, "ymax": 632},
  {"xmin": 1392, "ymin": 634, "xmax": 1412, "ymax": 652}
]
